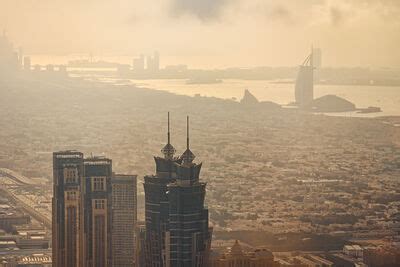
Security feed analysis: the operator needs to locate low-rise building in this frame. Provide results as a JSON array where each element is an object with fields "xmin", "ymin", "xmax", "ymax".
[{"xmin": 210, "ymin": 240, "xmax": 279, "ymax": 267}]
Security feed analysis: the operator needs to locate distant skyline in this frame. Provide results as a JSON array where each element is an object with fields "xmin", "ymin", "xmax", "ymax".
[{"xmin": 1, "ymin": 0, "xmax": 400, "ymax": 68}]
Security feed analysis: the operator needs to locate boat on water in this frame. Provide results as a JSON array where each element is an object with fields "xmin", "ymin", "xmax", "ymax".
[
  {"xmin": 186, "ymin": 77, "xmax": 222, "ymax": 84},
  {"xmin": 357, "ymin": 106, "xmax": 382, "ymax": 114}
]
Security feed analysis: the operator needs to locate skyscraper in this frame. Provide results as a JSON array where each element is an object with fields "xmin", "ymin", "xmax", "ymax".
[
  {"xmin": 167, "ymin": 117, "xmax": 212, "ymax": 267},
  {"xmin": 295, "ymin": 48, "xmax": 315, "ymax": 108},
  {"xmin": 52, "ymin": 151, "xmax": 84, "ymax": 267},
  {"xmin": 53, "ymin": 152, "xmax": 137, "ymax": 267},
  {"xmin": 144, "ymin": 112, "xmax": 181, "ymax": 267},
  {"xmin": 83, "ymin": 156, "xmax": 113, "ymax": 267},
  {"xmin": 111, "ymin": 174, "xmax": 137, "ymax": 267},
  {"xmin": 144, "ymin": 114, "xmax": 212, "ymax": 267},
  {"xmin": 146, "ymin": 51, "xmax": 160, "ymax": 72},
  {"xmin": 0, "ymin": 31, "xmax": 20, "ymax": 74}
]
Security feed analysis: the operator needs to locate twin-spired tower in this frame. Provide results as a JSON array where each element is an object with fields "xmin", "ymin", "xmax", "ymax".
[{"xmin": 144, "ymin": 114, "xmax": 213, "ymax": 267}]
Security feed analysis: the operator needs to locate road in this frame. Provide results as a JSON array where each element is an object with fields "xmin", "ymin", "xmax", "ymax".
[
  {"xmin": 0, "ymin": 248, "xmax": 51, "ymax": 256},
  {"xmin": 0, "ymin": 173, "xmax": 52, "ymax": 230}
]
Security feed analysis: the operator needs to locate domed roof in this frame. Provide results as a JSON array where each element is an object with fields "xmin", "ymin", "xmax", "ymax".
[
  {"xmin": 230, "ymin": 240, "xmax": 244, "ymax": 255},
  {"xmin": 181, "ymin": 148, "xmax": 195, "ymax": 164},
  {"xmin": 161, "ymin": 143, "xmax": 176, "ymax": 159}
]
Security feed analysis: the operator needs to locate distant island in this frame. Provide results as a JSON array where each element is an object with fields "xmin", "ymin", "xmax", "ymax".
[
  {"xmin": 240, "ymin": 89, "xmax": 281, "ymax": 110},
  {"xmin": 186, "ymin": 77, "xmax": 223, "ymax": 84},
  {"xmin": 311, "ymin": 95, "xmax": 356, "ymax": 112},
  {"xmin": 240, "ymin": 89, "xmax": 382, "ymax": 114}
]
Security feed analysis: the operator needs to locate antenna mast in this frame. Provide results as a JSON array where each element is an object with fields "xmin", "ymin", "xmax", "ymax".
[
  {"xmin": 168, "ymin": 112, "xmax": 171, "ymax": 145},
  {"xmin": 186, "ymin": 116, "xmax": 189, "ymax": 150},
  {"xmin": 161, "ymin": 112, "xmax": 176, "ymax": 159}
]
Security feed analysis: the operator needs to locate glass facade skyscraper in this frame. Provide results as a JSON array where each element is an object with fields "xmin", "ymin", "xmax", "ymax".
[{"xmin": 144, "ymin": 115, "xmax": 212, "ymax": 267}]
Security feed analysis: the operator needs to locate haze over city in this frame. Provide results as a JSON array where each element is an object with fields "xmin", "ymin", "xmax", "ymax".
[
  {"xmin": 1, "ymin": 0, "xmax": 400, "ymax": 68},
  {"xmin": 1, "ymin": 1, "xmax": 400, "ymax": 267}
]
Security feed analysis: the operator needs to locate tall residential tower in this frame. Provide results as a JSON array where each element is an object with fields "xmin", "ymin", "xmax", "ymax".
[
  {"xmin": 111, "ymin": 174, "xmax": 137, "ymax": 267},
  {"xmin": 53, "ymin": 152, "xmax": 137, "ymax": 267},
  {"xmin": 52, "ymin": 151, "xmax": 84, "ymax": 267},
  {"xmin": 83, "ymin": 156, "xmax": 113, "ymax": 267}
]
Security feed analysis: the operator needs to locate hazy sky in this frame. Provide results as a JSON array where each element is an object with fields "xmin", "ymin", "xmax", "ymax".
[{"xmin": 1, "ymin": 0, "xmax": 400, "ymax": 68}]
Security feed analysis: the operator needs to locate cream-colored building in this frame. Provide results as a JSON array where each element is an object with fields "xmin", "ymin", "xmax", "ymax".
[{"xmin": 210, "ymin": 240, "xmax": 280, "ymax": 267}]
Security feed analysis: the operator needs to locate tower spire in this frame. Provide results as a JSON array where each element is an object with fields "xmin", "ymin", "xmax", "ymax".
[
  {"xmin": 181, "ymin": 115, "xmax": 195, "ymax": 164},
  {"xmin": 161, "ymin": 112, "xmax": 176, "ymax": 159},
  {"xmin": 186, "ymin": 116, "xmax": 189, "ymax": 150},
  {"xmin": 310, "ymin": 44, "xmax": 314, "ymax": 68},
  {"xmin": 168, "ymin": 112, "xmax": 171, "ymax": 145}
]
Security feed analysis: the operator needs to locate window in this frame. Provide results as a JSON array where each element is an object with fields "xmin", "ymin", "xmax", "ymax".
[
  {"xmin": 93, "ymin": 177, "xmax": 105, "ymax": 191},
  {"xmin": 66, "ymin": 191, "xmax": 77, "ymax": 201},
  {"xmin": 94, "ymin": 199, "xmax": 105, "ymax": 209},
  {"xmin": 64, "ymin": 168, "xmax": 78, "ymax": 183}
]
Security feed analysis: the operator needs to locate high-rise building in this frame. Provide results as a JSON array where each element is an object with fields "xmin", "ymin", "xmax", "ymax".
[
  {"xmin": 295, "ymin": 49, "xmax": 314, "ymax": 108},
  {"xmin": 0, "ymin": 31, "xmax": 20, "ymax": 74},
  {"xmin": 83, "ymin": 156, "xmax": 113, "ymax": 267},
  {"xmin": 53, "ymin": 152, "xmax": 137, "ymax": 267},
  {"xmin": 144, "ymin": 112, "xmax": 181, "ymax": 267},
  {"xmin": 146, "ymin": 51, "xmax": 160, "ymax": 72},
  {"xmin": 144, "ymin": 114, "xmax": 212, "ymax": 267},
  {"xmin": 111, "ymin": 174, "xmax": 137, "ymax": 267},
  {"xmin": 167, "ymin": 116, "xmax": 212, "ymax": 267},
  {"xmin": 52, "ymin": 151, "xmax": 84, "ymax": 267}
]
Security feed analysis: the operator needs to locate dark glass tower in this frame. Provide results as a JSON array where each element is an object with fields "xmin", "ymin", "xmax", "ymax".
[
  {"xmin": 144, "ymin": 115, "xmax": 212, "ymax": 267},
  {"xmin": 144, "ymin": 113, "xmax": 182, "ymax": 267},
  {"xmin": 167, "ymin": 117, "xmax": 212, "ymax": 267}
]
